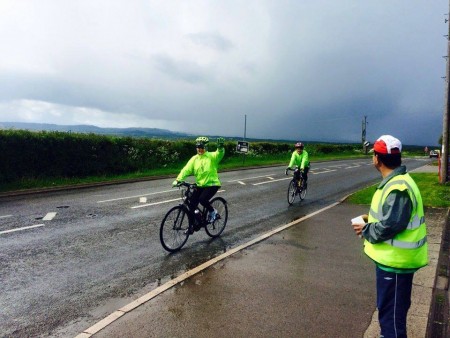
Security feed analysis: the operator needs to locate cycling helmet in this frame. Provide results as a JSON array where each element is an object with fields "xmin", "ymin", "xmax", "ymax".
[
  {"xmin": 195, "ymin": 136, "xmax": 209, "ymax": 148},
  {"xmin": 295, "ymin": 142, "xmax": 304, "ymax": 149}
]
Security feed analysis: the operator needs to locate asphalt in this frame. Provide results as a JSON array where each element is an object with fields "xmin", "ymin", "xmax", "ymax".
[{"xmin": 74, "ymin": 165, "xmax": 449, "ymax": 338}]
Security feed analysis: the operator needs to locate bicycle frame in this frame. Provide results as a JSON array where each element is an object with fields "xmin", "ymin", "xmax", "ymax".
[
  {"xmin": 286, "ymin": 167, "xmax": 304, "ymax": 186},
  {"xmin": 178, "ymin": 182, "xmax": 208, "ymax": 226},
  {"xmin": 286, "ymin": 166, "xmax": 307, "ymax": 205}
]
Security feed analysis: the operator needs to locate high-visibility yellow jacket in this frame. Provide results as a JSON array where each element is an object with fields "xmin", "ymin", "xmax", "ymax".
[
  {"xmin": 176, "ymin": 148, "xmax": 224, "ymax": 187},
  {"xmin": 288, "ymin": 150, "xmax": 309, "ymax": 170},
  {"xmin": 364, "ymin": 172, "xmax": 428, "ymax": 269}
]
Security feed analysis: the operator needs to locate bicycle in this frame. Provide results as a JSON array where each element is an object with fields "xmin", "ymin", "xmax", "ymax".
[
  {"xmin": 285, "ymin": 167, "xmax": 307, "ymax": 205},
  {"xmin": 160, "ymin": 182, "xmax": 228, "ymax": 252}
]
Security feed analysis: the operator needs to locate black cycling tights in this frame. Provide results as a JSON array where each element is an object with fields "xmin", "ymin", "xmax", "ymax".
[{"xmin": 190, "ymin": 186, "xmax": 220, "ymax": 212}]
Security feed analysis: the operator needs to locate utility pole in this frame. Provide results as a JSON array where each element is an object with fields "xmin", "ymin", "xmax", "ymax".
[
  {"xmin": 244, "ymin": 114, "xmax": 247, "ymax": 141},
  {"xmin": 441, "ymin": 6, "xmax": 450, "ymax": 184},
  {"xmin": 242, "ymin": 114, "xmax": 247, "ymax": 164},
  {"xmin": 362, "ymin": 115, "xmax": 368, "ymax": 154}
]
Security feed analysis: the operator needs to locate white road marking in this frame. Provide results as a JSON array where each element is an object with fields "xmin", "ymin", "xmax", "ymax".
[
  {"xmin": 139, "ymin": 197, "xmax": 147, "ymax": 203},
  {"xmin": 237, "ymin": 181, "xmax": 246, "ymax": 185},
  {"xmin": 131, "ymin": 198, "xmax": 181, "ymax": 209},
  {"xmin": 97, "ymin": 189, "xmax": 175, "ymax": 203},
  {"xmin": 0, "ymin": 224, "xmax": 45, "ymax": 235},
  {"xmin": 312, "ymin": 169, "xmax": 337, "ymax": 174},
  {"xmin": 130, "ymin": 190, "xmax": 226, "ymax": 209},
  {"xmin": 252, "ymin": 177, "xmax": 291, "ymax": 185},
  {"xmin": 227, "ymin": 174, "xmax": 277, "ymax": 182},
  {"xmin": 0, "ymin": 215, "xmax": 13, "ymax": 219},
  {"xmin": 43, "ymin": 212, "xmax": 57, "ymax": 221}
]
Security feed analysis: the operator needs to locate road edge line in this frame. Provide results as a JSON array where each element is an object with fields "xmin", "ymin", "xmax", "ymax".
[{"xmin": 76, "ymin": 196, "xmax": 350, "ymax": 337}]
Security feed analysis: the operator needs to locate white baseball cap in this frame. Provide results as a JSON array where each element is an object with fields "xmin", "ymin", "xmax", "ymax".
[{"xmin": 373, "ymin": 135, "xmax": 402, "ymax": 154}]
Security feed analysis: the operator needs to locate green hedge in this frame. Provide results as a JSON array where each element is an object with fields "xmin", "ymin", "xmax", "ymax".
[{"xmin": 0, "ymin": 129, "xmax": 367, "ymax": 184}]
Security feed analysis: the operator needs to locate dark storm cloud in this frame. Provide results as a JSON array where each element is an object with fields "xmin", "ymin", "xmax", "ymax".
[{"xmin": 0, "ymin": 0, "xmax": 446, "ymax": 145}]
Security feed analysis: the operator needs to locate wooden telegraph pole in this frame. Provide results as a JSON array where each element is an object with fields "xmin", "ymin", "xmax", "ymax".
[{"xmin": 442, "ymin": 6, "xmax": 450, "ymax": 183}]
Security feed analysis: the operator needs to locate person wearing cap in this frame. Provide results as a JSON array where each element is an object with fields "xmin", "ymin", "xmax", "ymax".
[
  {"xmin": 352, "ymin": 135, "xmax": 428, "ymax": 338},
  {"xmin": 286, "ymin": 142, "xmax": 310, "ymax": 188},
  {"xmin": 172, "ymin": 136, "xmax": 225, "ymax": 232}
]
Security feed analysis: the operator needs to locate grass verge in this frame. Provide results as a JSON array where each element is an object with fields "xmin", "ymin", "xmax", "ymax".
[
  {"xmin": 0, "ymin": 153, "xmax": 369, "ymax": 193},
  {"xmin": 347, "ymin": 173, "xmax": 450, "ymax": 208}
]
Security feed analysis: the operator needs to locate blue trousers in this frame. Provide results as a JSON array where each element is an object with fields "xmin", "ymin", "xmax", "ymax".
[{"xmin": 376, "ymin": 266, "xmax": 414, "ymax": 338}]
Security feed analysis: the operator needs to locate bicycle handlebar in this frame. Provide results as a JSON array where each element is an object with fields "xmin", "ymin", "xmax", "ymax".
[
  {"xmin": 285, "ymin": 166, "xmax": 302, "ymax": 175},
  {"xmin": 175, "ymin": 181, "xmax": 197, "ymax": 189}
]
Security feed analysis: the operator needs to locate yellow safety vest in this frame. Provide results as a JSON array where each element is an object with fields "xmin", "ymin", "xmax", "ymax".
[{"xmin": 364, "ymin": 173, "xmax": 428, "ymax": 269}]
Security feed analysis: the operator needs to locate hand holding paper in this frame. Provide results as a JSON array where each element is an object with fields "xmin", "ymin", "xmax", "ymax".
[{"xmin": 351, "ymin": 215, "xmax": 365, "ymax": 238}]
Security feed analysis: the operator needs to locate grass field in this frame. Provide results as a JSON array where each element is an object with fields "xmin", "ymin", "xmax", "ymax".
[{"xmin": 347, "ymin": 173, "xmax": 449, "ymax": 208}]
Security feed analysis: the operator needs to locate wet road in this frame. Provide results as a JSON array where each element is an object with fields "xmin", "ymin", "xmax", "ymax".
[{"xmin": 0, "ymin": 158, "xmax": 430, "ymax": 336}]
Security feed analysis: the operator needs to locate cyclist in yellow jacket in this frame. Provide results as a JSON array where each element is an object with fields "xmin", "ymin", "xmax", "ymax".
[
  {"xmin": 173, "ymin": 136, "xmax": 225, "ymax": 228},
  {"xmin": 286, "ymin": 142, "xmax": 310, "ymax": 188}
]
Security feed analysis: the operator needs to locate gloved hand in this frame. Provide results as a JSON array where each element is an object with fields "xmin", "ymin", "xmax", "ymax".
[
  {"xmin": 285, "ymin": 167, "xmax": 290, "ymax": 176},
  {"xmin": 217, "ymin": 137, "xmax": 225, "ymax": 149},
  {"xmin": 172, "ymin": 180, "xmax": 178, "ymax": 187}
]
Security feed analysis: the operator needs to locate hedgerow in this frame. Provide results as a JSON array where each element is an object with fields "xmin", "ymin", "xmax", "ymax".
[{"xmin": 0, "ymin": 129, "xmax": 366, "ymax": 184}]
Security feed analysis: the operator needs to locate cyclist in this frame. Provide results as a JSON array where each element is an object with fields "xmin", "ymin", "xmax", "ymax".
[
  {"xmin": 286, "ymin": 142, "xmax": 310, "ymax": 188},
  {"xmin": 172, "ymin": 136, "xmax": 225, "ymax": 231}
]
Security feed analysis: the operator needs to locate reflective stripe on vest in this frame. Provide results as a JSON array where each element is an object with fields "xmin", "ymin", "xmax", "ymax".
[{"xmin": 364, "ymin": 173, "xmax": 428, "ymax": 269}]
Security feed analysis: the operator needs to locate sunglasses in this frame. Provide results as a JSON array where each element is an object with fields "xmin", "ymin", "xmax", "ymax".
[{"xmin": 196, "ymin": 145, "xmax": 205, "ymax": 149}]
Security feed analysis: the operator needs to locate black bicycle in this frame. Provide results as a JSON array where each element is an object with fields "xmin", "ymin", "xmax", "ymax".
[
  {"xmin": 286, "ymin": 167, "xmax": 307, "ymax": 205},
  {"xmin": 160, "ymin": 182, "xmax": 228, "ymax": 252}
]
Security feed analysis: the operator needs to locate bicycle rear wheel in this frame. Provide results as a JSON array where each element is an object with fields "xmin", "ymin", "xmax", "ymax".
[
  {"xmin": 287, "ymin": 180, "xmax": 297, "ymax": 205},
  {"xmin": 160, "ymin": 205, "xmax": 190, "ymax": 252},
  {"xmin": 205, "ymin": 197, "xmax": 228, "ymax": 237}
]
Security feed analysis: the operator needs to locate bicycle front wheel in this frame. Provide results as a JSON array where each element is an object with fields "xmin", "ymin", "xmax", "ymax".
[
  {"xmin": 287, "ymin": 180, "xmax": 297, "ymax": 205},
  {"xmin": 205, "ymin": 197, "xmax": 228, "ymax": 237},
  {"xmin": 160, "ymin": 206, "xmax": 190, "ymax": 252}
]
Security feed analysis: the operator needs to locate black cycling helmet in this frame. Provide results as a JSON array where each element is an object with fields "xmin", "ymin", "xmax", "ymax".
[
  {"xmin": 195, "ymin": 136, "xmax": 209, "ymax": 148},
  {"xmin": 295, "ymin": 142, "xmax": 304, "ymax": 149}
]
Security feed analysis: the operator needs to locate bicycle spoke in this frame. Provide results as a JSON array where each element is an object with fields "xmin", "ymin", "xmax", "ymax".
[
  {"xmin": 205, "ymin": 197, "xmax": 228, "ymax": 237},
  {"xmin": 160, "ymin": 206, "xmax": 190, "ymax": 252}
]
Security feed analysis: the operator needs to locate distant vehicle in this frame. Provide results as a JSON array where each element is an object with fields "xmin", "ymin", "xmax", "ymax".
[{"xmin": 429, "ymin": 150, "xmax": 439, "ymax": 158}]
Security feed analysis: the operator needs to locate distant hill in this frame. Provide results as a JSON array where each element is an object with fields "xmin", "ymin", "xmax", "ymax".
[
  {"xmin": 0, "ymin": 121, "xmax": 296, "ymax": 143},
  {"xmin": 0, "ymin": 122, "xmax": 191, "ymax": 139}
]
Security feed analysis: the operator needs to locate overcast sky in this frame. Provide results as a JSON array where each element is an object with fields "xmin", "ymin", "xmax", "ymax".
[{"xmin": 0, "ymin": 0, "xmax": 447, "ymax": 146}]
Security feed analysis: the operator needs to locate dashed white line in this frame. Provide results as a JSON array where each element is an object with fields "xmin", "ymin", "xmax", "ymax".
[
  {"xmin": 0, "ymin": 215, "xmax": 13, "ymax": 219},
  {"xmin": 97, "ymin": 189, "xmax": 175, "ymax": 203},
  {"xmin": 237, "ymin": 181, "xmax": 246, "ymax": 185},
  {"xmin": 43, "ymin": 212, "xmax": 57, "ymax": 221},
  {"xmin": 227, "ymin": 174, "xmax": 277, "ymax": 183},
  {"xmin": 0, "ymin": 224, "xmax": 45, "ymax": 235},
  {"xmin": 312, "ymin": 169, "xmax": 337, "ymax": 175},
  {"xmin": 252, "ymin": 177, "xmax": 291, "ymax": 185},
  {"xmin": 130, "ymin": 190, "xmax": 226, "ymax": 209},
  {"xmin": 131, "ymin": 198, "xmax": 181, "ymax": 209}
]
